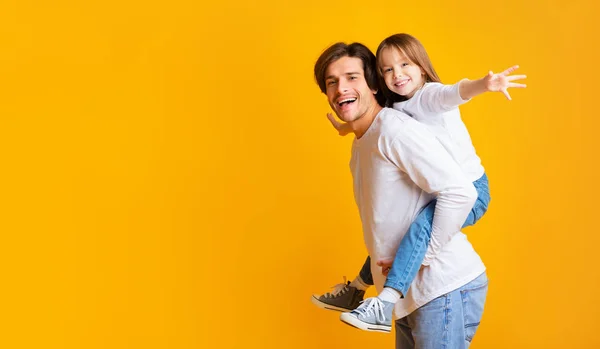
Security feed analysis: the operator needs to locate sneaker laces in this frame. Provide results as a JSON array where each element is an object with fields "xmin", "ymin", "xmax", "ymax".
[
  {"xmin": 353, "ymin": 297, "xmax": 387, "ymax": 322},
  {"xmin": 324, "ymin": 276, "xmax": 349, "ymax": 298}
]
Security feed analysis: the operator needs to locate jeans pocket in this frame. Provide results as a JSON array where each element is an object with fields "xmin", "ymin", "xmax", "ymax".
[{"xmin": 460, "ymin": 277, "xmax": 488, "ymax": 342}]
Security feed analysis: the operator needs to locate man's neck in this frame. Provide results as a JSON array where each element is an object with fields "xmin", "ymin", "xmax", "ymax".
[{"xmin": 351, "ymin": 104, "xmax": 383, "ymax": 139}]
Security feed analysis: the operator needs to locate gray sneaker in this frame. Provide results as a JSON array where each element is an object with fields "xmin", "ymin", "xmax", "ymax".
[
  {"xmin": 311, "ymin": 279, "xmax": 365, "ymax": 312},
  {"xmin": 339, "ymin": 297, "xmax": 394, "ymax": 333}
]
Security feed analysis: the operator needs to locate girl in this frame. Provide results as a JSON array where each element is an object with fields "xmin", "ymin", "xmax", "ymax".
[{"xmin": 311, "ymin": 33, "xmax": 526, "ymax": 333}]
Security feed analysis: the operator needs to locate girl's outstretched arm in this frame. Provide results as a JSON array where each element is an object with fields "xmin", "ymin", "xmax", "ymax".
[
  {"xmin": 459, "ymin": 65, "xmax": 527, "ymax": 101},
  {"xmin": 402, "ymin": 65, "xmax": 527, "ymax": 117}
]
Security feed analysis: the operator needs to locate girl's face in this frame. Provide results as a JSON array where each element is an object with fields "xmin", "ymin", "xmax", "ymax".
[{"xmin": 379, "ymin": 47, "xmax": 425, "ymax": 99}]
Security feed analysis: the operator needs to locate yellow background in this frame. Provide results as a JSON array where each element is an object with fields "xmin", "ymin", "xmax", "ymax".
[{"xmin": 1, "ymin": 0, "xmax": 598, "ymax": 348}]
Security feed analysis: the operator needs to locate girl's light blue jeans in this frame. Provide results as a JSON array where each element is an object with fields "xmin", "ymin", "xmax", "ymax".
[{"xmin": 358, "ymin": 173, "xmax": 490, "ymax": 296}]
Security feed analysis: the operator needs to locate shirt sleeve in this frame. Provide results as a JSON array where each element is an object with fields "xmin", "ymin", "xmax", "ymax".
[
  {"xmin": 386, "ymin": 119, "xmax": 477, "ymax": 264},
  {"xmin": 402, "ymin": 81, "xmax": 470, "ymax": 118}
]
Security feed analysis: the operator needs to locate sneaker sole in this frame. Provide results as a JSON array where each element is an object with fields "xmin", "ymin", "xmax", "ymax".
[
  {"xmin": 311, "ymin": 295, "xmax": 354, "ymax": 312},
  {"xmin": 339, "ymin": 312, "xmax": 391, "ymax": 333}
]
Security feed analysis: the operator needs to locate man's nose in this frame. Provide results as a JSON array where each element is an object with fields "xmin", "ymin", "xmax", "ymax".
[{"xmin": 337, "ymin": 80, "xmax": 349, "ymax": 94}]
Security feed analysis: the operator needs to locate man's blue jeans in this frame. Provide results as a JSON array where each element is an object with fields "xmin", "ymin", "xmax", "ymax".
[
  {"xmin": 358, "ymin": 173, "xmax": 490, "ymax": 295},
  {"xmin": 395, "ymin": 272, "xmax": 489, "ymax": 349}
]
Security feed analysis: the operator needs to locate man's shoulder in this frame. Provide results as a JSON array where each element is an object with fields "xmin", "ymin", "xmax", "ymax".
[
  {"xmin": 377, "ymin": 108, "xmax": 424, "ymax": 134},
  {"xmin": 378, "ymin": 107, "xmax": 411, "ymax": 127},
  {"xmin": 372, "ymin": 108, "xmax": 438, "ymax": 153}
]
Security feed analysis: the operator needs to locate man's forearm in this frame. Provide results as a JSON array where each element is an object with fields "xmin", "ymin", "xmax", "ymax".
[{"xmin": 423, "ymin": 183, "xmax": 477, "ymax": 265}]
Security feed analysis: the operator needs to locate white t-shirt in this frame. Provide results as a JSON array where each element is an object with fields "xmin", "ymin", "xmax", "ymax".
[{"xmin": 350, "ymin": 107, "xmax": 486, "ymax": 318}]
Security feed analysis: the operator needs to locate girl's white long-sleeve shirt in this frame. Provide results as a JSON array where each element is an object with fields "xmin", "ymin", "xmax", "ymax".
[{"xmin": 393, "ymin": 81, "xmax": 485, "ymax": 182}]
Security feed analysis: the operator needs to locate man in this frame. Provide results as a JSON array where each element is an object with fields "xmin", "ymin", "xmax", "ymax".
[{"xmin": 313, "ymin": 42, "xmax": 488, "ymax": 348}]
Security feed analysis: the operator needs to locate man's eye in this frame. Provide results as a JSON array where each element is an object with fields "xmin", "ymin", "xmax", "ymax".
[
  {"xmin": 350, "ymin": 76, "xmax": 357, "ymax": 80},
  {"xmin": 327, "ymin": 81, "xmax": 336, "ymax": 86}
]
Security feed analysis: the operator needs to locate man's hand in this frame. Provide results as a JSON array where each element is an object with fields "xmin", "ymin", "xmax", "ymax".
[
  {"xmin": 327, "ymin": 113, "xmax": 352, "ymax": 136},
  {"xmin": 377, "ymin": 258, "xmax": 393, "ymax": 276}
]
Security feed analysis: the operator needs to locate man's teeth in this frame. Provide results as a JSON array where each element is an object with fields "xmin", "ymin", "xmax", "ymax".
[{"xmin": 339, "ymin": 98, "xmax": 357, "ymax": 106}]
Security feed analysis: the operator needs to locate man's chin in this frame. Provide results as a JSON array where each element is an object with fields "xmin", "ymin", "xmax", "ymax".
[
  {"xmin": 337, "ymin": 112, "xmax": 357, "ymax": 123},
  {"xmin": 344, "ymin": 115, "xmax": 361, "ymax": 123}
]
